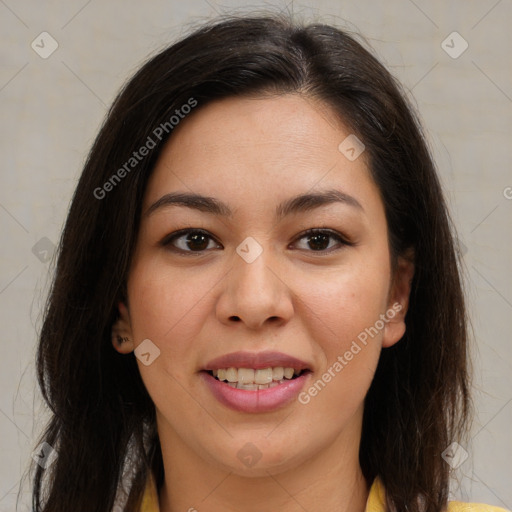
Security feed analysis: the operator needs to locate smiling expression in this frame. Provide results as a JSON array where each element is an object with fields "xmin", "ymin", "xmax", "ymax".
[{"xmin": 112, "ymin": 93, "xmax": 413, "ymax": 476}]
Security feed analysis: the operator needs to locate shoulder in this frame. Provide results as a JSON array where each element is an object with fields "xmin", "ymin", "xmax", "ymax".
[
  {"xmin": 366, "ymin": 478, "xmax": 510, "ymax": 512},
  {"xmin": 139, "ymin": 474, "xmax": 511, "ymax": 512},
  {"xmin": 446, "ymin": 501, "xmax": 510, "ymax": 512},
  {"xmin": 139, "ymin": 471, "xmax": 160, "ymax": 512}
]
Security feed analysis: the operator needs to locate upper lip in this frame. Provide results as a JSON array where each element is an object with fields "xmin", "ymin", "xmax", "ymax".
[{"xmin": 203, "ymin": 351, "xmax": 312, "ymax": 371}]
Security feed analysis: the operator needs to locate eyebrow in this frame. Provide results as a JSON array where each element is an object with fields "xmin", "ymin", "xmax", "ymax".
[{"xmin": 145, "ymin": 188, "xmax": 363, "ymax": 220}]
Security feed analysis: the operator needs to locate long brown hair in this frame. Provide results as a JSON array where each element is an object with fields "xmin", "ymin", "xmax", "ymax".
[{"xmin": 32, "ymin": 13, "xmax": 471, "ymax": 512}]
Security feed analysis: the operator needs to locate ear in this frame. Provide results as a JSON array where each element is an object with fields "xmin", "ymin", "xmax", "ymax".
[
  {"xmin": 111, "ymin": 301, "xmax": 135, "ymax": 354},
  {"xmin": 382, "ymin": 250, "xmax": 415, "ymax": 348}
]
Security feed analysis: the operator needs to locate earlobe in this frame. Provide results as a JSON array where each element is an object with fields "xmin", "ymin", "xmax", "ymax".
[
  {"xmin": 111, "ymin": 301, "xmax": 135, "ymax": 354},
  {"xmin": 382, "ymin": 251, "xmax": 415, "ymax": 348}
]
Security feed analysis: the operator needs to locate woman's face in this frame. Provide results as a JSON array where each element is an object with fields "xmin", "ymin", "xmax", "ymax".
[{"xmin": 114, "ymin": 93, "xmax": 412, "ymax": 476}]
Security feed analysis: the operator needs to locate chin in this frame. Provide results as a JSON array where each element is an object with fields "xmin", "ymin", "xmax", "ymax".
[{"xmin": 205, "ymin": 433, "xmax": 317, "ymax": 478}]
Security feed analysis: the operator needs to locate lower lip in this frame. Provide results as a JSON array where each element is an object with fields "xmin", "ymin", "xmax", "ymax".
[{"xmin": 200, "ymin": 371, "xmax": 311, "ymax": 413}]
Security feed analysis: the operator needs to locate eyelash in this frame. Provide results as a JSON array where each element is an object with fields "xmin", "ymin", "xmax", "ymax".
[{"xmin": 159, "ymin": 228, "xmax": 353, "ymax": 256}]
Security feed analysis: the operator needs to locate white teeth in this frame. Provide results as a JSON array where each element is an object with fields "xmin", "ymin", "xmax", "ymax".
[
  {"xmin": 237, "ymin": 382, "xmax": 258, "ymax": 390},
  {"xmin": 226, "ymin": 367, "xmax": 238, "ymax": 382},
  {"xmin": 258, "ymin": 381, "xmax": 281, "ymax": 389},
  {"xmin": 283, "ymin": 367, "xmax": 294, "ymax": 379},
  {"xmin": 254, "ymin": 368, "xmax": 273, "ymax": 385},
  {"xmin": 272, "ymin": 367, "xmax": 284, "ymax": 380},
  {"xmin": 238, "ymin": 368, "xmax": 255, "ymax": 383},
  {"xmin": 239, "ymin": 380, "xmax": 285, "ymax": 390},
  {"xmin": 210, "ymin": 366, "xmax": 302, "ymax": 385}
]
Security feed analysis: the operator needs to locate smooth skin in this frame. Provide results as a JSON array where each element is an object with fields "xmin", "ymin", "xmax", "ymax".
[{"xmin": 112, "ymin": 93, "xmax": 414, "ymax": 512}]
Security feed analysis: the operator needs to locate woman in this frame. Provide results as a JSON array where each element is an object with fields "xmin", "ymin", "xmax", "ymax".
[{"xmin": 31, "ymin": 13, "xmax": 508, "ymax": 512}]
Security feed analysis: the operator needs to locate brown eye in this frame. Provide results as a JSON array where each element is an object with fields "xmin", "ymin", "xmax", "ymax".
[
  {"xmin": 161, "ymin": 227, "xmax": 351, "ymax": 256},
  {"xmin": 293, "ymin": 229, "xmax": 351, "ymax": 253},
  {"xmin": 161, "ymin": 229, "xmax": 221, "ymax": 254},
  {"xmin": 305, "ymin": 232, "xmax": 331, "ymax": 251},
  {"xmin": 183, "ymin": 232, "xmax": 210, "ymax": 251}
]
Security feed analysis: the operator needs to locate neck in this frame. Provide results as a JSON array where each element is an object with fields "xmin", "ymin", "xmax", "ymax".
[{"xmin": 157, "ymin": 415, "xmax": 370, "ymax": 512}]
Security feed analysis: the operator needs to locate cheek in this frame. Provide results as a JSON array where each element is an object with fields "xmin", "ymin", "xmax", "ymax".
[
  {"xmin": 126, "ymin": 262, "xmax": 218, "ymax": 420},
  {"xmin": 126, "ymin": 260, "xmax": 220, "ymax": 373},
  {"xmin": 292, "ymin": 263, "xmax": 389, "ymax": 410},
  {"xmin": 128, "ymin": 258, "xmax": 212, "ymax": 335},
  {"xmin": 295, "ymin": 263, "xmax": 390, "ymax": 351}
]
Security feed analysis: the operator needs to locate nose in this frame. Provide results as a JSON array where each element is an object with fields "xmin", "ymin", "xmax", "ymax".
[{"xmin": 215, "ymin": 243, "xmax": 294, "ymax": 331}]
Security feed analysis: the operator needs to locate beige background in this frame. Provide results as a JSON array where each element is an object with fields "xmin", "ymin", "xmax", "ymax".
[{"xmin": 0, "ymin": 0, "xmax": 511, "ymax": 510}]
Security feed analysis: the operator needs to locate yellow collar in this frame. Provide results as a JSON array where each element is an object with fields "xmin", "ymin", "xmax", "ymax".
[{"xmin": 139, "ymin": 472, "xmax": 508, "ymax": 511}]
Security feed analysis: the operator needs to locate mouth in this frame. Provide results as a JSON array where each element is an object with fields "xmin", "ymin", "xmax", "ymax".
[
  {"xmin": 200, "ymin": 351, "xmax": 313, "ymax": 413},
  {"xmin": 204, "ymin": 367, "xmax": 310, "ymax": 390}
]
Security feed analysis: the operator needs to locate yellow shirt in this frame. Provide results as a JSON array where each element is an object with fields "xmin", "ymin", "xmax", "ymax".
[{"xmin": 139, "ymin": 472, "xmax": 509, "ymax": 512}]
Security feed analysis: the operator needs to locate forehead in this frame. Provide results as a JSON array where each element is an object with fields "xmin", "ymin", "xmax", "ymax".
[
  {"xmin": 160, "ymin": 94, "xmax": 350, "ymax": 165},
  {"xmin": 143, "ymin": 93, "xmax": 380, "ymax": 220}
]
